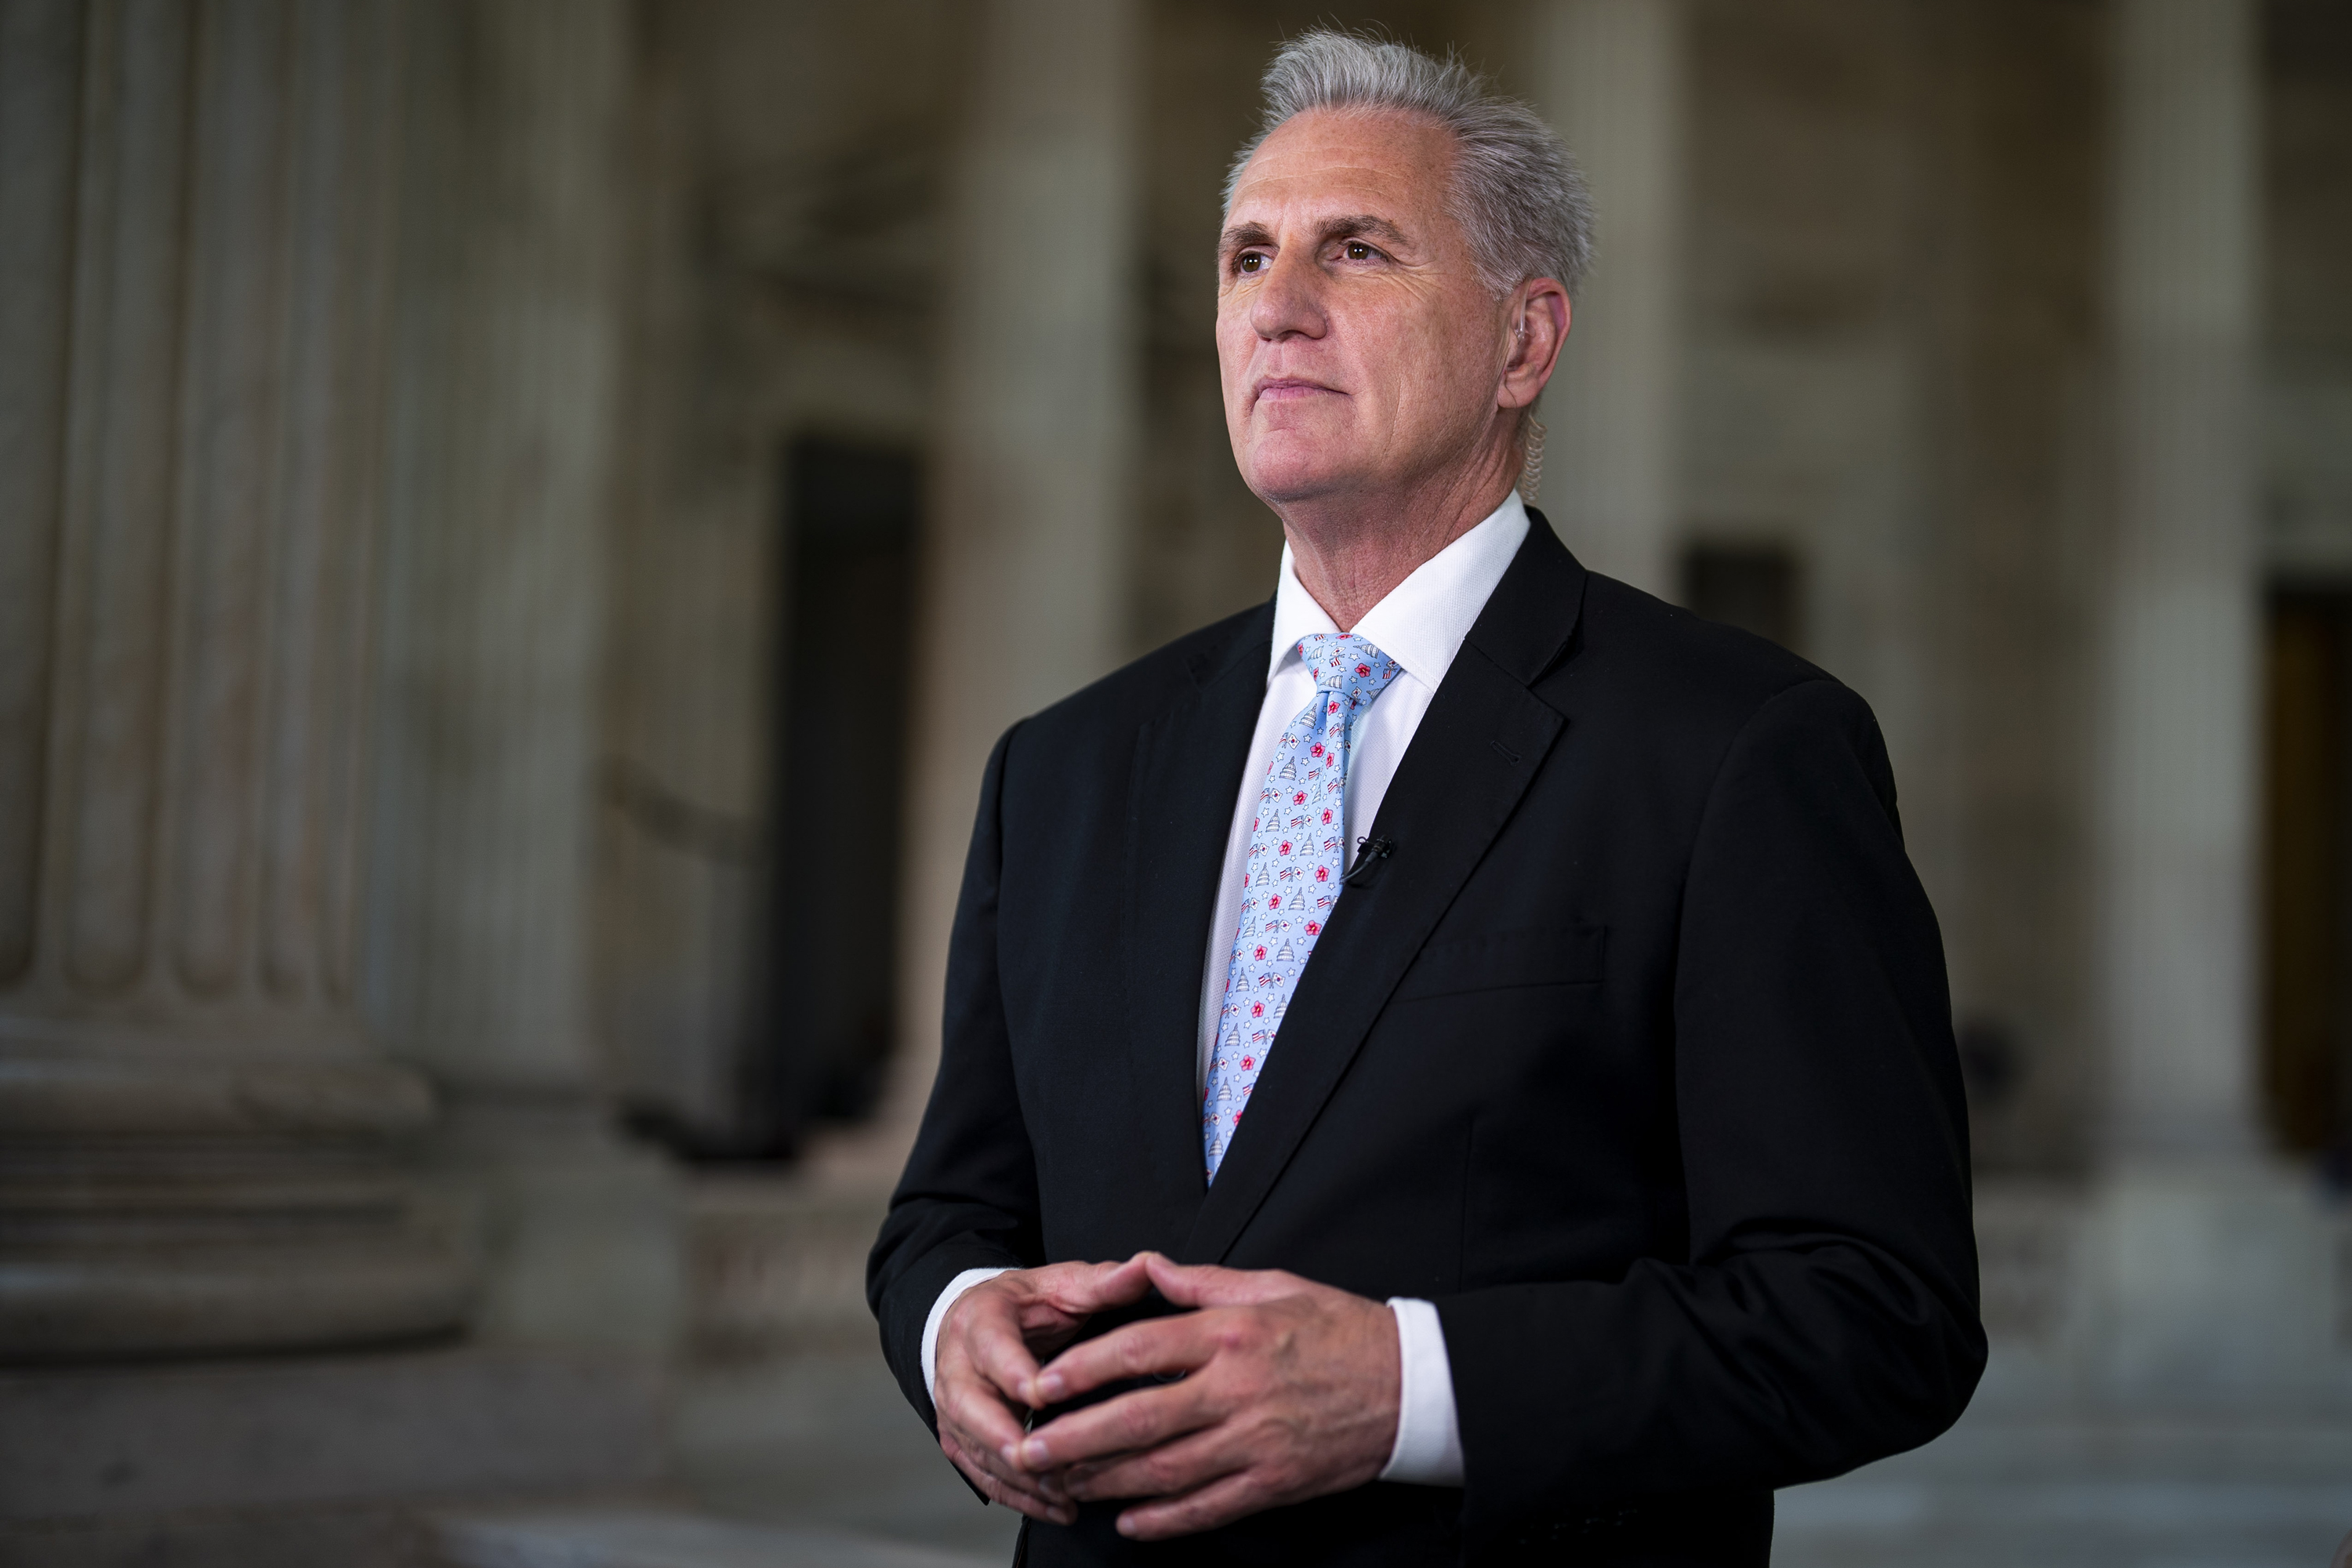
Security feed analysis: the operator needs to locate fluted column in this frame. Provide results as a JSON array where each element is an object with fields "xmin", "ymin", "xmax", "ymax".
[
  {"xmin": 364, "ymin": 0, "xmax": 677, "ymax": 1352},
  {"xmin": 0, "ymin": 0, "xmax": 469, "ymax": 1359},
  {"xmin": 1530, "ymin": 0, "xmax": 1688, "ymax": 598},
  {"xmin": 2065, "ymin": 0, "xmax": 2340, "ymax": 1408},
  {"xmin": 880, "ymin": 0, "xmax": 1142, "ymax": 1155},
  {"xmin": 2094, "ymin": 0, "xmax": 2262, "ymax": 1161}
]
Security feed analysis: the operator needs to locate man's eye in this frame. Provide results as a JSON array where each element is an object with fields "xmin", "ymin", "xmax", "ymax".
[
  {"xmin": 1344, "ymin": 241, "xmax": 1375, "ymax": 261},
  {"xmin": 1236, "ymin": 252, "xmax": 1265, "ymax": 274}
]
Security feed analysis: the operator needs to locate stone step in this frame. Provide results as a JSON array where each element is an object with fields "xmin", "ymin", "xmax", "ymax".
[
  {"xmin": 1773, "ymin": 1412, "xmax": 2352, "ymax": 1568},
  {"xmin": 685, "ymin": 1176, "xmax": 890, "ymax": 1359},
  {"xmin": 433, "ymin": 1508, "xmax": 998, "ymax": 1568},
  {"xmin": 0, "ymin": 1348, "xmax": 662, "ymax": 1524},
  {"xmin": 1774, "ymin": 1481, "xmax": 2352, "ymax": 1568}
]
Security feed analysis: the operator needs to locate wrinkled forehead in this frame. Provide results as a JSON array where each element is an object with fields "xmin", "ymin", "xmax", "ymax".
[{"xmin": 1224, "ymin": 107, "xmax": 1461, "ymax": 233}]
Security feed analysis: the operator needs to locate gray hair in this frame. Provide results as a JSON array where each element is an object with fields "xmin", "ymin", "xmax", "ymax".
[{"xmin": 1224, "ymin": 30, "xmax": 1593, "ymax": 299}]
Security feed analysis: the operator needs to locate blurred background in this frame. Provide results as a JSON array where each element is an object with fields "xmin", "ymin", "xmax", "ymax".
[{"xmin": 2, "ymin": 0, "xmax": 2350, "ymax": 1564}]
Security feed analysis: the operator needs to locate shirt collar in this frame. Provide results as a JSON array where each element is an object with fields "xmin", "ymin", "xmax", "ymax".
[{"xmin": 1267, "ymin": 490, "xmax": 1532, "ymax": 689}]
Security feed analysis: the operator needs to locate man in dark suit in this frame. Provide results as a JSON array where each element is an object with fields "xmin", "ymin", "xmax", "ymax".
[{"xmin": 869, "ymin": 29, "xmax": 1982, "ymax": 1566}]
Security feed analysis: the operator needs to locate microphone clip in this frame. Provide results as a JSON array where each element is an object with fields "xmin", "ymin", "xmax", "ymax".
[{"xmin": 1341, "ymin": 835, "xmax": 1394, "ymax": 888}]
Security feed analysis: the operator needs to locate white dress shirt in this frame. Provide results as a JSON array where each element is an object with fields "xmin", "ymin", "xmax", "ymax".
[{"xmin": 923, "ymin": 493, "xmax": 1533, "ymax": 1490}]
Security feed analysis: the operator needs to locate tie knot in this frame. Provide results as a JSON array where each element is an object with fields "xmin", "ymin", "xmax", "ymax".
[{"xmin": 1298, "ymin": 633, "xmax": 1403, "ymax": 706}]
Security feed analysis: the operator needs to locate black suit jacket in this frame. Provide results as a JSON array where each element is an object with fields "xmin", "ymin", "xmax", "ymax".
[{"xmin": 869, "ymin": 518, "xmax": 1984, "ymax": 1566}]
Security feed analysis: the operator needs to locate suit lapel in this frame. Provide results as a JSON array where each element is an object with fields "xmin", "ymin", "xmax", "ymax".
[
  {"xmin": 1123, "ymin": 605, "xmax": 1273, "ymax": 1244},
  {"xmin": 1180, "ymin": 519, "xmax": 1588, "ymax": 1265}
]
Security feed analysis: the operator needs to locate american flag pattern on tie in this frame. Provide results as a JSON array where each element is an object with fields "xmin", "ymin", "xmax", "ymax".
[{"xmin": 1203, "ymin": 633, "xmax": 1403, "ymax": 1181}]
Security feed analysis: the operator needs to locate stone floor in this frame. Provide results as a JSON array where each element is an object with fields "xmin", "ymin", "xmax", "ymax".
[
  {"xmin": 1773, "ymin": 1415, "xmax": 2352, "ymax": 1568},
  {"xmin": 434, "ymin": 1507, "xmax": 998, "ymax": 1568},
  {"xmin": 670, "ymin": 1349, "xmax": 1020, "ymax": 1564},
  {"xmin": 654, "ymin": 1344, "xmax": 2352, "ymax": 1568}
]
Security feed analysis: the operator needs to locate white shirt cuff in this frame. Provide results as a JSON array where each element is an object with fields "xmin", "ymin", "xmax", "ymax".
[
  {"xmin": 1379, "ymin": 1297, "xmax": 1465, "ymax": 1485},
  {"xmin": 921, "ymin": 1267, "xmax": 1016, "ymax": 1406}
]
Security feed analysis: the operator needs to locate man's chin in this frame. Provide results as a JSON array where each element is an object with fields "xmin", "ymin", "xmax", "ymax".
[{"xmin": 1240, "ymin": 451, "xmax": 1377, "ymax": 511}]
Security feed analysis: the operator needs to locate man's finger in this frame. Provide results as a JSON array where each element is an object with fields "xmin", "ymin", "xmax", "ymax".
[
  {"xmin": 1114, "ymin": 1467, "xmax": 1271, "ymax": 1541},
  {"xmin": 1016, "ymin": 1374, "xmax": 1219, "ymax": 1473},
  {"xmin": 944, "ymin": 1428, "xmax": 1065, "ymax": 1506},
  {"xmin": 1030, "ymin": 1311, "xmax": 1215, "ymax": 1406},
  {"xmin": 1058, "ymin": 1416, "xmax": 1244, "ymax": 1504},
  {"xmin": 938, "ymin": 1416, "xmax": 1069, "ymax": 1506},
  {"xmin": 961, "ymin": 1305, "xmax": 1048, "ymax": 1407},
  {"xmin": 936, "ymin": 1310, "xmax": 1042, "ymax": 1456},
  {"xmin": 1026, "ymin": 1252, "xmax": 1155, "ymax": 1323},
  {"xmin": 941, "ymin": 1431, "xmax": 1076, "ymax": 1526},
  {"xmin": 1141, "ymin": 1252, "xmax": 1301, "ymax": 1309},
  {"xmin": 936, "ymin": 1365, "xmax": 1033, "ymax": 1472},
  {"xmin": 936, "ymin": 1303, "xmax": 1056, "ymax": 1489}
]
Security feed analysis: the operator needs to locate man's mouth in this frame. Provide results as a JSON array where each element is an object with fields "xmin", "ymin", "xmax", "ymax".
[{"xmin": 1252, "ymin": 377, "xmax": 1342, "ymax": 409}]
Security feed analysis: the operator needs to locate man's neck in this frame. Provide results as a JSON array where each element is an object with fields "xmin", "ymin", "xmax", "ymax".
[{"xmin": 1276, "ymin": 456, "xmax": 1519, "ymax": 632}]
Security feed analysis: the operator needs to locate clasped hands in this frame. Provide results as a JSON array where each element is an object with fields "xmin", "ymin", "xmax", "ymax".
[{"xmin": 932, "ymin": 1251, "xmax": 1400, "ymax": 1540}]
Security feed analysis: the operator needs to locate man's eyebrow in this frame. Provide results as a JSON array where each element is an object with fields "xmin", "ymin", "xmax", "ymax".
[
  {"xmin": 1218, "ymin": 220, "xmax": 1275, "ymax": 255},
  {"xmin": 1215, "ymin": 213, "xmax": 1417, "ymax": 256},
  {"xmin": 1313, "ymin": 213, "xmax": 1414, "ymax": 252}
]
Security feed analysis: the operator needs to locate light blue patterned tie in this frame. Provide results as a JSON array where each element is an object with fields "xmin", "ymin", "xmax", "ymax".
[{"xmin": 1203, "ymin": 633, "xmax": 1403, "ymax": 1180}]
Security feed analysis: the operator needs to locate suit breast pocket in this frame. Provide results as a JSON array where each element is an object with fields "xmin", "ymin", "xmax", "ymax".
[{"xmin": 1392, "ymin": 923, "xmax": 1607, "ymax": 1002}]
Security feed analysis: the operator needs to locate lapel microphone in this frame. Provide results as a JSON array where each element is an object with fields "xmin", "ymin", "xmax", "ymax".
[{"xmin": 1341, "ymin": 835, "xmax": 1394, "ymax": 887}]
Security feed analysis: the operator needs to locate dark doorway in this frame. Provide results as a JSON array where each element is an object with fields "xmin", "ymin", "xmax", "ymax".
[
  {"xmin": 752, "ymin": 437, "xmax": 922, "ymax": 1156},
  {"xmin": 2263, "ymin": 589, "xmax": 2352, "ymax": 1163},
  {"xmin": 1682, "ymin": 541, "xmax": 1803, "ymax": 655}
]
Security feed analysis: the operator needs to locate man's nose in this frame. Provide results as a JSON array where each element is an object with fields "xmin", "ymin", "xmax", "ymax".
[{"xmin": 1248, "ymin": 246, "xmax": 1325, "ymax": 341}]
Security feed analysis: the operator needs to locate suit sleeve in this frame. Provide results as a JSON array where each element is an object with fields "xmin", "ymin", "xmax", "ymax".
[
  {"xmin": 1433, "ymin": 678, "xmax": 1985, "ymax": 1544},
  {"xmin": 867, "ymin": 722, "xmax": 1046, "ymax": 1431}
]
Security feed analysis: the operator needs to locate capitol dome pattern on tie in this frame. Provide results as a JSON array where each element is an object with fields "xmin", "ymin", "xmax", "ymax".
[{"xmin": 1203, "ymin": 633, "xmax": 1403, "ymax": 1180}]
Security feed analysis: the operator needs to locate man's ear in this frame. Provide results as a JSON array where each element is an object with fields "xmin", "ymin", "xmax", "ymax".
[{"xmin": 1499, "ymin": 278, "xmax": 1570, "ymax": 410}]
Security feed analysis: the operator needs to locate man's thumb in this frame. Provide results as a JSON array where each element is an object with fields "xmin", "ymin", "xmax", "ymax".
[
  {"xmin": 1059, "ymin": 1251, "xmax": 1155, "ymax": 1308},
  {"xmin": 1142, "ymin": 1251, "xmax": 1283, "ymax": 1307}
]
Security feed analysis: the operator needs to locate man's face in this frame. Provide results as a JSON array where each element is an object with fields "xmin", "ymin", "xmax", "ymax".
[{"xmin": 1216, "ymin": 108, "xmax": 1512, "ymax": 509}]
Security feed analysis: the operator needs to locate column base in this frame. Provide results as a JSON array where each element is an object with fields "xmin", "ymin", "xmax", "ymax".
[
  {"xmin": 2073, "ymin": 1159, "xmax": 2345, "ymax": 1408},
  {"xmin": 1975, "ymin": 1164, "xmax": 2352, "ymax": 1414},
  {"xmin": 0, "ymin": 1044, "xmax": 475, "ymax": 1363},
  {"xmin": 0, "ymin": 1240, "xmax": 469, "ymax": 1362},
  {"xmin": 0, "ymin": 1345, "xmax": 664, "ymax": 1566},
  {"xmin": 430, "ymin": 1091, "xmax": 684, "ymax": 1359}
]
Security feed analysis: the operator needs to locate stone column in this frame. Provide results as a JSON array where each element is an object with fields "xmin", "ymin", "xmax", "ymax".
[
  {"xmin": 0, "ymin": 0, "xmax": 469, "ymax": 1358},
  {"xmin": 364, "ymin": 0, "xmax": 679, "ymax": 1353},
  {"xmin": 2077, "ymin": 0, "xmax": 2337, "ymax": 1406},
  {"xmin": 1530, "ymin": 0, "xmax": 1689, "ymax": 599},
  {"xmin": 870, "ymin": 0, "xmax": 1142, "ymax": 1167},
  {"xmin": 2094, "ymin": 0, "xmax": 2263, "ymax": 1163}
]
